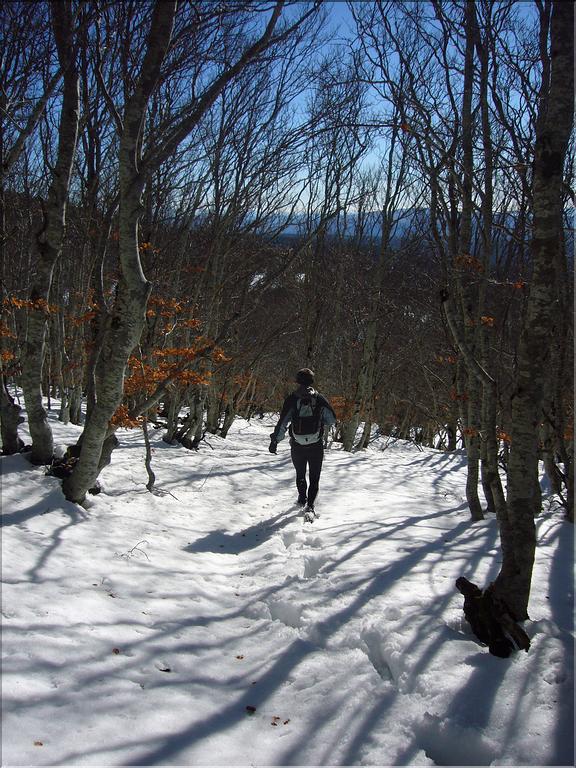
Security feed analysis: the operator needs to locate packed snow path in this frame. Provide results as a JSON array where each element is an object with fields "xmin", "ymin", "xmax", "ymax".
[{"xmin": 2, "ymin": 414, "xmax": 574, "ymax": 766}]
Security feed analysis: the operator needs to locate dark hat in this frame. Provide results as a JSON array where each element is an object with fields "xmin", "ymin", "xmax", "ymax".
[{"xmin": 295, "ymin": 368, "xmax": 315, "ymax": 385}]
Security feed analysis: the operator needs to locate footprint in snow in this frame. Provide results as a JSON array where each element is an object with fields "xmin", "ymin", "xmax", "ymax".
[
  {"xmin": 281, "ymin": 530, "xmax": 300, "ymax": 548},
  {"xmin": 303, "ymin": 554, "xmax": 328, "ymax": 578},
  {"xmin": 361, "ymin": 629, "xmax": 395, "ymax": 684}
]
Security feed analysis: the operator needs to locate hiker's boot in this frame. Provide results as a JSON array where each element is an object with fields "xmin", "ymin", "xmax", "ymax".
[
  {"xmin": 303, "ymin": 503, "xmax": 318, "ymax": 523},
  {"xmin": 306, "ymin": 500, "xmax": 318, "ymax": 518}
]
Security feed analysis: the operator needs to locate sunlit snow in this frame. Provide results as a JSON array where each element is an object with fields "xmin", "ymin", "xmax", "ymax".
[{"xmin": 1, "ymin": 408, "xmax": 573, "ymax": 766}]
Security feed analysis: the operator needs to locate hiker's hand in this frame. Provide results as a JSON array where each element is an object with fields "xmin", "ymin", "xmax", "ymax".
[{"xmin": 268, "ymin": 435, "xmax": 277, "ymax": 454}]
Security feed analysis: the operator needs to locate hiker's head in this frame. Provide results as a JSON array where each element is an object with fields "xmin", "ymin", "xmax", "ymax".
[{"xmin": 295, "ymin": 368, "xmax": 315, "ymax": 386}]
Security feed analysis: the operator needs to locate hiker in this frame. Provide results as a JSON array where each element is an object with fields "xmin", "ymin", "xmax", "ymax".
[{"xmin": 268, "ymin": 368, "xmax": 336, "ymax": 513}]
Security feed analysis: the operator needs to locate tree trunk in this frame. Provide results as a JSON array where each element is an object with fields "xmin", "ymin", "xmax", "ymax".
[
  {"xmin": 69, "ymin": 385, "xmax": 83, "ymax": 425},
  {"xmin": 493, "ymin": 0, "xmax": 574, "ymax": 620},
  {"xmin": 63, "ymin": 2, "xmax": 177, "ymax": 501},
  {"xmin": 475, "ymin": 7, "xmax": 506, "ymax": 522},
  {"xmin": 357, "ymin": 412, "xmax": 372, "ymax": 451},
  {"xmin": 62, "ymin": 217, "xmax": 153, "ymax": 500},
  {"xmin": 220, "ymin": 400, "xmax": 236, "ymax": 438},
  {"xmin": 178, "ymin": 390, "xmax": 205, "ymax": 450},
  {"xmin": 341, "ymin": 317, "xmax": 377, "ymax": 451},
  {"xmin": 162, "ymin": 392, "xmax": 182, "ymax": 444},
  {"xmin": 457, "ymin": 0, "xmax": 483, "ymax": 522},
  {"xmin": 21, "ymin": 1, "xmax": 79, "ymax": 464},
  {"xmin": 442, "ymin": 297, "xmax": 494, "ymax": 523},
  {"xmin": 0, "ymin": 378, "xmax": 24, "ymax": 454},
  {"xmin": 205, "ymin": 389, "xmax": 220, "ymax": 434},
  {"xmin": 142, "ymin": 417, "xmax": 156, "ymax": 492}
]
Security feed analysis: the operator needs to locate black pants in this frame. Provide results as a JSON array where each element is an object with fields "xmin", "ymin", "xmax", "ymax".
[{"xmin": 290, "ymin": 440, "xmax": 324, "ymax": 505}]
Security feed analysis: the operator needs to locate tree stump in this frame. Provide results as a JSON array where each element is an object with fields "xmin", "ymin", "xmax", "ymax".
[{"xmin": 455, "ymin": 577, "xmax": 531, "ymax": 658}]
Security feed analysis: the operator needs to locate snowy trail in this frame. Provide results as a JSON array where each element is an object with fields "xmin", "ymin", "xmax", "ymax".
[{"xmin": 1, "ymin": 414, "xmax": 573, "ymax": 766}]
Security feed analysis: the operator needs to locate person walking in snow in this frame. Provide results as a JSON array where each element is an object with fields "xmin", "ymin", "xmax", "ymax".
[{"xmin": 268, "ymin": 368, "xmax": 336, "ymax": 517}]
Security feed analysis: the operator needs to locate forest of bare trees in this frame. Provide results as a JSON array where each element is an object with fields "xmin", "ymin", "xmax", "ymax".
[{"xmin": 1, "ymin": 0, "xmax": 573, "ymax": 621}]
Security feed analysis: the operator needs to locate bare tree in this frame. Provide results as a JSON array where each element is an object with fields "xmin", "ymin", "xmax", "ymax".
[
  {"xmin": 19, "ymin": 0, "xmax": 81, "ymax": 464},
  {"xmin": 0, "ymin": 1, "xmax": 62, "ymax": 453},
  {"xmin": 63, "ymin": 1, "xmax": 322, "ymax": 502},
  {"xmin": 492, "ymin": 0, "xmax": 573, "ymax": 620}
]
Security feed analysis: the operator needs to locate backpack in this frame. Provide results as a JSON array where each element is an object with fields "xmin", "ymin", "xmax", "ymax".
[{"xmin": 292, "ymin": 392, "xmax": 322, "ymax": 445}]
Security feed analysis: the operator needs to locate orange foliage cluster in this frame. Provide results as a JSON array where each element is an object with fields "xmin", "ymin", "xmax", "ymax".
[
  {"xmin": 123, "ymin": 362, "xmax": 208, "ymax": 397},
  {"xmin": 122, "ymin": 359, "xmax": 175, "ymax": 397},
  {"xmin": 68, "ymin": 309, "xmax": 99, "ymax": 326},
  {"xmin": 0, "ymin": 322, "xmax": 16, "ymax": 339},
  {"xmin": 462, "ymin": 426, "xmax": 479, "ymax": 438},
  {"xmin": 110, "ymin": 405, "xmax": 143, "ymax": 429},
  {"xmin": 139, "ymin": 241, "xmax": 160, "ymax": 255},
  {"xmin": 455, "ymin": 254, "xmax": 484, "ymax": 273},
  {"xmin": 154, "ymin": 344, "xmax": 204, "ymax": 361},
  {"xmin": 123, "ymin": 337, "xmax": 229, "ymax": 399},
  {"xmin": 4, "ymin": 296, "xmax": 58, "ymax": 313},
  {"xmin": 480, "ymin": 316, "xmax": 495, "ymax": 327},
  {"xmin": 233, "ymin": 373, "xmax": 252, "ymax": 388},
  {"xmin": 146, "ymin": 297, "xmax": 188, "ymax": 318},
  {"xmin": 497, "ymin": 428, "xmax": 512, "ymax": 444},
  {"xmin": 330, "ymin": 395, "xmax": 352, "ymax": 421},
  {"xmin": 150, "ymin": 297, "xmax": 186, "ymax": 310},
  {"xmin": 180, "ymin": 318, "xmax": 202, "ymax": 329},
  {"xmin": 212, "ymin": 346, "xmax": 231, "ymax": 364},
  {"xmin": 449, "ymin": 387, "xmax": 469, "ymax": 402},
  {"xmin": 0, "ymin": 350, "xmax": 20, "ymax": 375},
  {"xmin": 153, "ymin": 338, "xmax": 229, "ymax": 363}
]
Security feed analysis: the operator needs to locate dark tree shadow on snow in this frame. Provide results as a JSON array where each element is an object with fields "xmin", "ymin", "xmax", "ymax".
[{"xmin": 184, "ymin": 507, "xmax": 299, "ymax": 555}]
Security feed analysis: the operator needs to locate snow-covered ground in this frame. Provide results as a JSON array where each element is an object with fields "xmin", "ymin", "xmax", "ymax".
[{"xmin": 1, "ymin": 409, "xmax": 574, "ymax": 766}]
